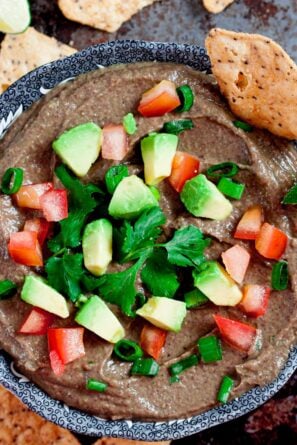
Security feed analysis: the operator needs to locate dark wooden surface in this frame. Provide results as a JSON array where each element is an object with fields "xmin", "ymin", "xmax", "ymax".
[{"xmin": 7, "ymin": 0, "xmax": 297, "ymax": 443}]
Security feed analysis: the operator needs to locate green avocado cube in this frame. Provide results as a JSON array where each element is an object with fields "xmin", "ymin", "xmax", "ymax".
[
  {"xmin": 181, "ymin": 174, "xmax": 233, "ymax": 220},
  {"xmin": 82, "ymin": 219, "xmax": 113, "ymax": 277},
  {"xmin": 141, "ymin": 133, "xmax": 178, "ymax": 185},
  {"xmin": 136, "ymin": 296, "xmax": 187, "ymax": 333},
  {"xmin": 75, "ymin": 295, "xmax": 125, "ymax": 343},
  {"xmin": 21, "ymin": 275, "xmax": 69, "ymax": 318},
  {"xmin": 53, "ymin": 122, "xmax": 102, "ymax": 177}
]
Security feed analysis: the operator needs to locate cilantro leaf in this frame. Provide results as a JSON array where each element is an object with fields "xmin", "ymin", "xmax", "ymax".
[
  {"xmin": 163, "ymin": 225, "xmax": 211, "ymax": 267},
  {"xmin": 45, "ymin": 253, "xmax": 84, "ymax": 302},
  {"xmin": 114, "ymin": 207, "xmax": 166, "ymax": 262},
  {"xmin": 96, "ymin": 254, "xmax": 148, "ymax": 317},
  {"xmin": 141, "ymin": 249, "xmax": 180, "ymax": 298}
]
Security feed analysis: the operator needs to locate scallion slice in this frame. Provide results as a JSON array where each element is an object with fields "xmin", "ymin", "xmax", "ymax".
[
  {"xmin": 176, "ymin": 85, "xmax": 194, "ymax": 112},
  {"xmin": 169, "ymin": 354, "xmax": 199, "ymax": 377},
  {"xmin": 86, "ymin": 378, "xmax": 108, "ymax": 392},
  {"xmin": 130, "ymin": 357, "xmax": 159, "ymax": 376},
  {"xmin": 105, "ymin": 164, "xmax": 129, "ymax": 194},
  {"xmin": 271, "ymin": 261, "xmax": 288, "ymax": 291},
  {"xmin": 282, "ymin": 183, "xmax": 297, "ymax": 205},
  {"xmin": 217, "ymin": 177, "xmax": 245, "ymax": 200},
  {"xmin": 0, "ymin": 280, "xmax": 17, "ymax": 300},
  {"xmin": 123, "ymin": 113, "xmax": 137, "ymax": 135},
  {"xmin": 206, "ymin": 162, "xmax": 239, "ymax": 179},
  {"xmin": 197, "ymin": 335, "xmax": 222, "ymax": 363},
  {"xmin": 114, "ymin": 339, "xmax": 143, "ymax": 362},
  {"xmin": 184, "ymin": 289, "xmax": 208, "ymax": 309},
  {"xmin": 233, "ymin": 120, "xmax": 253, "ymax": 132},
  {"xmin": 1, "ymin": 168, "xmax": 23, "ymax": 195},
  {"xmin": 163, "ymin": 119, "xmax": 194, "ymax": 135},
  {"xmin": 217, "ymin": 375, "xmax": 234, "ymax": 403}
]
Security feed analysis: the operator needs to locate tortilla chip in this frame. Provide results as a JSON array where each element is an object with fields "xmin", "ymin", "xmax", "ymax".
[
  {"xmin": 205, "ymin": 28, "xmax": 297, "ymax": 140},
  {"xmin": 0, "ymin": 27, "xmax": 76, "ymax": 93},
  {"xmin": 203, "ymin": 0, "xmax": 235, "ymax": 13},
  {"xmin": 0, "ymin": 385, "xmax": 80, "ymax": 445},
  {"xmin": 93, "ymin": 439, "xmax": 171, "ymax": 445},
  {"xmin": 57, "ymin": 0, "xmax": 158, "ymax": 33}
]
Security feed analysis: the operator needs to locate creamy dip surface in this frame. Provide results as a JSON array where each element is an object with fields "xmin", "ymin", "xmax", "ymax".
[{"xmin": 0, "ymin": 62, "xmax": 296, "ymax": 420}]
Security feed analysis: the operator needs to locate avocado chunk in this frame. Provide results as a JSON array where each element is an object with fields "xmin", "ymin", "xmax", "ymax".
[
  {"xmin": 108, "ymin": 175, "xmax": 158, "ymax": 219},
  {"xmin": 75, "ymin": 295, "xmax": 125, "ymax": 343},
  {"xmin": 82, "ymin": 219, "xmax": 113, "ymax": 276},
  {"xmin": 21, "ymin": 275, "xmax": 69, "ymax": 318},
  {"xmin": 181, "ymin": 174, "xmax": 233, "ymax": 220},
  {"xmin": 141, "ymin": 133, "xmax": 178, "ymax": 185},
  {"xmin": 53, "ymin": 122, "xmax": 102, "ymax": 177},
  {"xmin": 193, "ymin": 261, "xmax": 242, "ymax": 306},
  {"xmin": 136, "ymin": 296, "xmax": 187, "ymax": 333}
]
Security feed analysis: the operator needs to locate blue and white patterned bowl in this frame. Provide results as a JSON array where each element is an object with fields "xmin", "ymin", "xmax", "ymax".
[{"xmin": 0, "ymin": 40, "xmax": 296, "ymax": 440}]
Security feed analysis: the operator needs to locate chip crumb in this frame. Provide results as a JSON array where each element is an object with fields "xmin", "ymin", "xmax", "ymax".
[
  {"xmin": 0, "ymin": 27, "xmax": 76, "ymax": 93},
  {"xmin": 203, "ymin": 0, "xmax": 235, "ymax": 14},
  {"xmin": 93, "ymin": 439, "xmax": 171, "ymax": 445},
  {"xmin": 57, "ymin": 0, "xmax": 159, "ymax": 32},
  {"xmin": 0, "ymin": 385, "xmax": 80, "ymax": 445},
  {"xmin": 205, "ymin": 28, "xmax": 297, "ymax": 140}
]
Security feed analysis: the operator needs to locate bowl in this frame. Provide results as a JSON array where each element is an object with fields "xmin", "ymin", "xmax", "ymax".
[{"xmin": 0, "ymin": 40, "xmax": 296, "ymax": 440}]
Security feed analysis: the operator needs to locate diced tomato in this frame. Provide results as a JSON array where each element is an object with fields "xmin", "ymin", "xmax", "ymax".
[
  {"xmin": 240, "ymin": 285, "xmax": 270, "ymax": 318},
  {"xmin": 234, "ymin": 205, "xmax": 263, "ymax": 240},
  {"xmin": 102, "ymin": 124, "xmax": 129, "ymax": 161},
  {"xmin": 13, "ymin": 182, "xmax": 53, "ymax": 210},
  {"xmin": 8, "ymin": 231, "xmax": 43, "ymax": 267},
  {"xmin": 138, "ymin": 80, "xmax": 181, "ymax": 117},
  {"xmin": 168, "ymin": 151, "xmax": 200, "ymax": 192},
  {"xmin": 18, "ymin": 308, "xmax": 54, "ymax": 335},
  {"xmin": 255, "ymin": 223, "xmax": 288, "ymax": 260},
  {"xmin": 140, "ymin": 324, "xmax": 167, "ymax": 360},
  {"xmin": 213, "ymin": 314, "xmax": 257, "ymax": 353},
  {"xmin": 49, "ymin": 350, "xmax": 65, "ymax": 377},
  {"xmin": 40, "ymin": 189, "xmax": 68, "ymax": 222},
  {"xmin": 221, "ymin": 244, "xmax": 251, "ymax": 284},
  {"xmin": 48, "ymin": 328, "xmax": 85, "ymax": 366},
  {"xmin": 23, "ymin": 218, "xmax": 52, "ymax": 246}
]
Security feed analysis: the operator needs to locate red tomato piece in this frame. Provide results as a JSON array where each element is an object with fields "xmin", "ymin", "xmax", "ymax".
[
  {"xmin": 138, "ymin": 80, "xmax": 181, "ymax": 117},
  {"xmin": 234, "ymin": 205, "xmax": 263, "ymax": 240},
  {"xmin": 221, "ymin": 244, "xmax": 251, "ymax": 284},
  {"xmin": 102, "ymin": 124, "xmax": 129, "ymax": 161},
  {"xmin": 255, "ymin": 223, "xmax": 288, "ymax": 260},
  {"xmin": 24, "ymin": 217, "xmax": 52, "ymax": 246},
  {"xmin": 18, "ymin": 307, "xmax": 54, "ymax": 335},
  {"xmin": 168, "ymin": 151, "xmax": 200, "ymax": 192},
  {"xmin": 140, "ymin": 324, "xmax": 167, "ymax": 360},
  {"xmin": 240, "ymin": 285, "xmax": 270, "ymax": 318},
  {"xmin": 40, "ymin": 189, "xmax": 68, "ymax": 222},
  {"xmin": 13, "ymin": 182, "xmax": 53, "ymax": 210},
  {"xmin": 48, "ymin": 328, "xmax": 85, "ymax": 366},
  {"xmin": 49, "ymin": 350, "xmax": 65, "ymax": 377},
  {"xmin": 213, "ymin": 314, "xmax": 257, "ymax": 353},
  {"xmin": 8, "ymin": 231, "xmax": 43, "ymax": 267}
]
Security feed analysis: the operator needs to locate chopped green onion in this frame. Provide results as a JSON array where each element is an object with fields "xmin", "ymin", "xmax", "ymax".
[
  {"xmin": 184, "ymin": 289, "xmax": 208, "ymax": 309},
  {"xmin": 149, "ymin": 186, "xmax": 160, "ymax": 201},
  {"xmin": 163, "ymin": 119, "xmax": 194, "ymax": 135},
  {"xmin": 74, "ymin": 294, "xmax": 89, "ymax": 308},
  {"xmin": 176, "ymin": 85, "xmax": 194, "ymax": 112},
  {"xmin": 169, "ymin": 375, "xmax": 180, "ymax": 384},
  {"xmin": 169, "ymin": 354, "xmax": 199, "ymax": 377},
  {"xmin": 0, "ymin": 280, "xmax": 17, "ymax": 300},
  {"xmin": 197, "ymin": 335, "xmax": 222, "ymax": 363},
  {"xmin": 1, "ymin": 168, "xmax": 23, "ymax": 195},
  {"xmin": 271, "ymin": 261, "xmax": 289, "ymax": 291},
  {"xmin": 130, "ymin": 357, "xmax": 159, "ymax": 376},
  {"xmin": 282, "ymin": 183, "xmax": 297, "ymax": 205},
  {"xmin": 206, "ymin": 162, "xmax": 239, "ymax": 179},
  {"xmin": 217, "ymin": 177, "xmax": 245, "ymax": 200},
  {"xmin": 86, "ymin": 378, "xmax": 108, "ymax": 392},
  {"xmin": 105, "ymin": 164, "xmax": 129, "ymax": 194},
  {"xmin": 233, "ymin": 120, "xmax": 253, "ymax": 132},
  {"xmin": 123, "ymin": 113, "xmax": 137, "ymax": 135},
  {"xmin": 114, "ymin": 339, "xmax": 143, "ymax": 362},
  {"xmin": 217, "ymin": 375, "xmax": 234, "ymax": 403}
]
